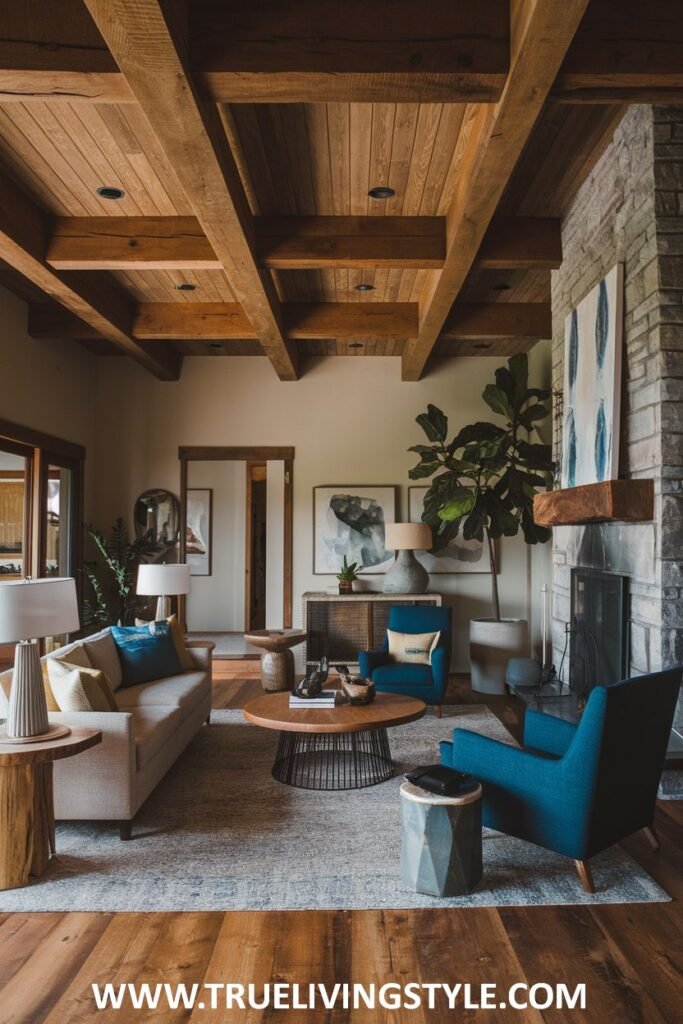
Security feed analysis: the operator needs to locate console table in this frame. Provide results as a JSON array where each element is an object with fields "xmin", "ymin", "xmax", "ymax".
[{"xmin": 302, "ymin": 591, "xmax": 442, "ymax": 668}]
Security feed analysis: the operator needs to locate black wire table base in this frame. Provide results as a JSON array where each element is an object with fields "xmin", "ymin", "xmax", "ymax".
[{"xmin": 272, "ymin": 728, "xmax": 394, "ymax": 790}]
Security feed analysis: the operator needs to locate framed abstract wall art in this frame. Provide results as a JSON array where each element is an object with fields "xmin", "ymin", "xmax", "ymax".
[
  {"xmin": 186, "ymin": 488, "xmax": 213, "ymax": 576},
  {"xmin": 313, "ymin": 486, "xmax": 398, "ymax": 574},
  {"xmin": 561, "ymin": 264, "xmax": 624, "ymax": 488}
]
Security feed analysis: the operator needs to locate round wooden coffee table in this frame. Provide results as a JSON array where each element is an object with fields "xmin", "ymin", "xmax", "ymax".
[
  {"xmin": 243, "ymin": 691, "xmax": 426, "ymax": 790},
  {"xmin": 243, "ymin": 629, "xmax": 307, "ymax": 692}
]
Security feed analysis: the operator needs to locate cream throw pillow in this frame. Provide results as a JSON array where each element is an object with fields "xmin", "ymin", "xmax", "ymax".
[
  {"xmin": 47, "ymin": 659, "xmax": 119, "ymax": 712},
  {"xmin": 43, "ymin": 645, "xmax": 93, "ymax": 711},
  {"xmin": 387, "ymin": 629, "xmax": 441, "ymax": 665}
]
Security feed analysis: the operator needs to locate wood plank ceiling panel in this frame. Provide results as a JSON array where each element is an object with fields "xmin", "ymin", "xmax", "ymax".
[
  {"xmin": 0, "ymin": 99, "xmax": 238, "ymax": 303},
  {"xmin": 228, "ymin": 101, "xmax": 467, "ymax": 313}
]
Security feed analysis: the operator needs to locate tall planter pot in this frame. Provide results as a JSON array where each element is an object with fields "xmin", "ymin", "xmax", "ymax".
[{"xmin": 469, "ymin": 618, "xmax": 529, "ymax": 695}]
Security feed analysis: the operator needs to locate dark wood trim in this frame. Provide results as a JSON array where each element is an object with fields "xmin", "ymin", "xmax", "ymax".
[
  {"xmin": 179, "ymin": 446, "xmax": 295, "ymax": 462},
  {"xmin": 283, "ymin": 458, "xmax": 294, "ymax": 629},
  {"xmin": 178, "ymin": 458, "xmax": 188, "ymax": 631},
  {"xmin": 0, "ymin": 418, "xmax": 85, "ymax": 462},
  {"xmin": 244, "ymin": 463, "xmax": 255, "ymax": 632}
]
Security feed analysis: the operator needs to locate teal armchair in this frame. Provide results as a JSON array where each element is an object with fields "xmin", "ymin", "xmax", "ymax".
[
  {"xmin": 358, "ymin": 605, "xmax": 452, "ymax": 715},
  {"xmin": 440, "ymin": 668, "xmax": 682, "ymax": 891}
]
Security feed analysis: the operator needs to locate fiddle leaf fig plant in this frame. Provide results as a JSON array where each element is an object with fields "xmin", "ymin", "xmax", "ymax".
[{"xmin": 408, "ymin": 353, "xmax": 554, "ymax": 621}]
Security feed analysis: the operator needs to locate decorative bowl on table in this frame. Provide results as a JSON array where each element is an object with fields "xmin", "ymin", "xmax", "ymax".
[{"xmin": 340, "ymin": 676, "xmax": 375, "ymax": 705}]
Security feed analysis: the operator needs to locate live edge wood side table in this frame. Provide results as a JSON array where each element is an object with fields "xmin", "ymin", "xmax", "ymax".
[{"xmin": 0, "ymin": 729, "xmax": 101, "ymax": 891}]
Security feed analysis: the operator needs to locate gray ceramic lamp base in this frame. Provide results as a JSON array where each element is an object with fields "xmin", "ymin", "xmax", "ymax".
[
  {"xmin": 383, "ymin": 549, "xmax": 430, "ymax": 594},
  {"xmin": 7, "ymin": 640, "xmax": 49, "ymax": 739}
]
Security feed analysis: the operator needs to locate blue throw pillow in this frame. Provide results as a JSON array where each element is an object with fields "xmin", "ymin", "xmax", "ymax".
[{"xmin": 111, "ymin": 622, "xmax": 183, "ymax": 687}]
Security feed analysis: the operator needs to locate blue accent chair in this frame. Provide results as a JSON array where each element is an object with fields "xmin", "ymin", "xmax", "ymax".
[
  {"xmin": 440, "ymin": 667, "xmax": 682, "ymax": 891},
  {"xmin": 358, "ymin": 605, "xmax": 452, "ymax": 715}
]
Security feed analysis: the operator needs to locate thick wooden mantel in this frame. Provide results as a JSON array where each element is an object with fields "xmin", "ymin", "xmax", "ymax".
[{"xmin": 533, "ymin": 479, "xmax": 654, "ymax": 526}]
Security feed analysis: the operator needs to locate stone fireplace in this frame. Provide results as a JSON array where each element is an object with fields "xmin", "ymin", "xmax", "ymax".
[{"xmin": 550, "ymin": 105, "xmax": 683, "ymax": 756}]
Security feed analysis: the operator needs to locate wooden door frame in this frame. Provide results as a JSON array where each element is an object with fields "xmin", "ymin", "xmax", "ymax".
[{"xmin": 178, "ymin": 446, "xmax": 294, "ymax": 628}]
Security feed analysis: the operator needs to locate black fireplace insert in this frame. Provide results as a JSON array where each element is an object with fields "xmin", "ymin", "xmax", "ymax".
[{"xmin": 570, "ymin": 568, "xmax": 629, "ymax": 698}]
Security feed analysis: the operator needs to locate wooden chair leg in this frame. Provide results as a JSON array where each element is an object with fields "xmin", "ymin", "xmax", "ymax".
[
  {"xmin": 574, "ymin": 859, "xmax": 594, "ymax": 893},
  {"xmin": 434, "ymin": 705, "xmax": 442, "ymax": 719},
  {"xmin": 118, "ymin": 820, "xmax": 132, "ymax": 841},
  {"xmin": 642, "ymin": 824, "xmax": 660, "ymax": 851}
]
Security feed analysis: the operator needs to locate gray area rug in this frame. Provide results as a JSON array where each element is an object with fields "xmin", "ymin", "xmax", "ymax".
[{"xmin": 0, "ymin": 706, "xmax": 669, "ymax": 911}]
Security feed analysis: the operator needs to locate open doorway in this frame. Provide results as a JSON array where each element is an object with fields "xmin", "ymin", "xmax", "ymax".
[
  {"xmin": 178, "ymin": 446, "xmax": 293, "ymax": 656},
  {"xmin": 245, "ymin": 462, "xmax": 267, "ymax": 630}
]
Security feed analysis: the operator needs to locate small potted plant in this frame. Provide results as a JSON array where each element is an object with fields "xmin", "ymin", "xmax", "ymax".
[
  {"xmin": 336, "ymin": 555, "xmax": 362, "ymax": 595},
  {"xmin": 408, "ymin": 353, "xmax": 554, "ymax": 694}
]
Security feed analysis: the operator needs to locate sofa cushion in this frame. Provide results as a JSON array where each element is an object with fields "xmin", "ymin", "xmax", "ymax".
[
  {"xmin": 131, "ymin": 706, "xmax": 186, "ymax": 770},
  {"xmin": 44, "ymin": 644, "xmax": 93, "ymax": 710},
  {"xmin": 111, "ymin": 623, "xmax": 183, "ymax": 686},
  {"xmin": 114, "ymin": 671, "xmax": 208, "ymax": 712},
  {"xmin": 84, "ymin": 630, "xmax": 123, "ymax": 690},
  {"xmin": 135, "ymin": 614, "xmax": 194, "ymax": 671},
  {"xmin": 46, "ymin": 659, "xmax": 119, "ymax": 712},
  {"xmin": 371, "ymin": 663, "xmax": 434, "ymax": 687}
]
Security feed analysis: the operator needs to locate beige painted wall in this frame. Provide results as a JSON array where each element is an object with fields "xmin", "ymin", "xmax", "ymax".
[
  {"xmin": 93, "ymin": 346, "xmax": 552, "ymax": 670},
  {"xmin": 0, "ymin": 286, "xmax": 99, "ymax": 518}
]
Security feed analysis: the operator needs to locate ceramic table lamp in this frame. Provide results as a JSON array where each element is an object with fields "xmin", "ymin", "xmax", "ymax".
[
  {"xmin": 136, "ymin": 563, "xmax": 191, "ymax": 620},
  {"xmin": 383, "ymin": 523, "xmax": 432, "ymax": 594},
  {"xmin": 0, "ymin": 577, "xmax": 80, "ymax": 738}
]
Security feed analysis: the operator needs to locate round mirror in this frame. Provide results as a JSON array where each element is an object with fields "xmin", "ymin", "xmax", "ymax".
[{"xmin": 134, "ymin": 489, "xmax": 180, "ymax": 550}]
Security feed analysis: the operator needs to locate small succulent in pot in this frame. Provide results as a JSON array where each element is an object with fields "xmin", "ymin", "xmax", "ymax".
[{"xmin": 336, "ymin": 555, "xmax": 362, "ymax": 595}]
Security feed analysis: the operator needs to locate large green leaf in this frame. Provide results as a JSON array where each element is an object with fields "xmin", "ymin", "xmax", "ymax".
[
  {"xmin": 517, "ymin": 440, "xmax": 553, "ymax": 470},
  {"xmin": 494, "ymin": 366, "xmax": 516, "ymax": 403},
  {"xmin": 483, "ymin": 384, "xmax": 513, "ymax": 420},
  {"xmin": 408, "ymin": 444, "xmax": 440, "ymax": 458},
  {"xmin": 408, "ymin": 460, "xmax": 440, "ymax": 480},
  {"xmin": 450, "ymin": 421, "xmax": 506, "ymax": 450},
  {"xmin": 518, "ymin": 403, "xmax": 549, "ymax": 431},
  {"xmin": 437, "ymin": 488, "xmax": 476, "ymax": 522},
  {"xmin": 416, "ymin": 404, "xmax": 448, "ymax": 443}
]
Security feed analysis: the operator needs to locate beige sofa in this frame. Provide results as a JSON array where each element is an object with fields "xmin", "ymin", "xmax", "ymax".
[{"xmin": 0, "ymin": 627, "xmax": 213, "ymax": 839}]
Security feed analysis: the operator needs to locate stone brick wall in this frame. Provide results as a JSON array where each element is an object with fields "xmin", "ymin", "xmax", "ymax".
[{"xmin": 550, "ymin": 105, "xmax": 683, "ymax": 736}]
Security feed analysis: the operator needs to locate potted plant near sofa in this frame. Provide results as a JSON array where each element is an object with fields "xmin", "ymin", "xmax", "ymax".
[{"xmin": 408, "ymin": 353, "xmax": 554, "ymax": 694}]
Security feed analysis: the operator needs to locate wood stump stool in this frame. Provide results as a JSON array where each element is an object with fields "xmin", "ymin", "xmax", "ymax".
[
  {"xmin": 243, "ymin": 629, "xmax": 307, "ymax": 692},
  {"xmin": 0, "ymin": 729, "xmax": 101, "ymax": 890}
]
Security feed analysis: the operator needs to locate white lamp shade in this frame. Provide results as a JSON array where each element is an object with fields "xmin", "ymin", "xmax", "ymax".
[
  {"xmin": 0, "ymin": 577, "xmax": 80, "ymax": 644},
  {"xmin": 137, "ymin": 563, "xmax": 191, "ymax": 596},
  {"xmin": 385, "ymin": 522, "xmax": 432, "ymax": 551}
]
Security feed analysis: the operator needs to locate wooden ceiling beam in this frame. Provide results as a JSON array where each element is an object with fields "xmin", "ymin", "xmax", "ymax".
[
  {"xmin": 28, "ymin": 301, "xmax": 549, "ymax": 345},
  {"xmin": 402, "ymin": 0, "xmax": 589, "ymax": 381},
  {"xmin": 554, "ymin": 0, "xmax": 683, "ymax": 103},
  {"xmin": 441, "ymin": 303, "xmax": 551, "ymax": 340},
  {"xmin": 46, "ymin": 215, "xmax": 561, "ymax": 272},
  {"xmin": 0, "ymin": 0, "xmax": 509, "ymax": 105},
  {"xmin": 0, "ymin": 172, "xmax": 180, "ymax": 380},
  {"xmin": 83, "ymin": 0, "xmax": 298, "ymax": 382},
  {"xmin": 477, "ymin": 218, "xmax": 562, "ymax": 270}
]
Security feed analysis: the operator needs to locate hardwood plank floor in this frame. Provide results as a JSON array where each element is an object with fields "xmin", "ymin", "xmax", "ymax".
[{"xmin": 0, "ymin": 661, "xmax": 680, "ymax": 1023}]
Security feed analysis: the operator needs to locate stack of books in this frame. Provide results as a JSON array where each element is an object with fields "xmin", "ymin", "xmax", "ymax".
[{"xmin": 288, "ymin": 691, "xmax": 337, "ymax": 709}]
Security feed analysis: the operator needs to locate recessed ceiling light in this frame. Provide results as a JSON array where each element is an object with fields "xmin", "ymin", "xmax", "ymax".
[
  {"xmin": 493, "ymin": 283, "xmax": 511, "ymax": 291},
  {"xmin": 175, "ymin": 282, "xmax": 197, "ymax": 291},
  {"xmin": 209, "ymin": 342, "xmax": 222, "ymax": 350},
  {"xmin": 368, "ymin": 186, "xmax": 395, "ymax": 200},
  {"xmin": 349, "ymin": 342, "xmax": 363, "ymax": 349},
  {"xmin": 355, "ymin": 283, "xmax": 375, "ymax": 292},
  {"xmin": 96, "ymin": 186, "xmax": 125, "ymax": 200},
  {"xmin": 473, "ymin": 343, "xmax": 490, "ymax": 350}
]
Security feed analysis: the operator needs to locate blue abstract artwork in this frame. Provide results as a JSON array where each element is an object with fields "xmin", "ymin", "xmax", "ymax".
[{"xmin": 561, "ymin": 265, "xmax": 624, "ymax": 488}]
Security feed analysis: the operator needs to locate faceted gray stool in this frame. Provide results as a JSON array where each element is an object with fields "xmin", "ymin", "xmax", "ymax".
[{"xmin": 400, "ymin": 780, "xmax": 483, "ymax": 896}]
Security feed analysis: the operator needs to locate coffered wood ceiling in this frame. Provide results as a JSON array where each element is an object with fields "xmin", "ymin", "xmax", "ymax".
[{"xmin": 0, "ymin": 1, "xmax": 678, "ymax": 380}]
